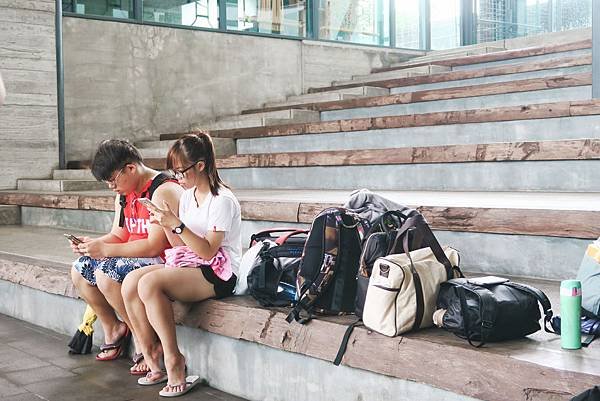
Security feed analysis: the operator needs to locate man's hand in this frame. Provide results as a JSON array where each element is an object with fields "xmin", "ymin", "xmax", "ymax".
[
  {"xmin": 77, "ymin": 238, "xmax": 106, "ymax": 259},
  {"xmin": 69, "ymin": 236, "xmax": 92, "ymax": 256}
]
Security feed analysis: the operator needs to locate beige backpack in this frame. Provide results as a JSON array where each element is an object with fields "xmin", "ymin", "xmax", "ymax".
[{"xmin": 363, "ymin": 246, "xmax": 460, "ymax": 337}]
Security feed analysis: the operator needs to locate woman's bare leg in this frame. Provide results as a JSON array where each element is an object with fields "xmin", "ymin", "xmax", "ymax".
[
  {"xmin": 138, "ymin": 268, "xmax": 216, "ymax": 394},
  {"xmin": 121, "ymin": 264, "xmax": 164, "ymax": 373}
]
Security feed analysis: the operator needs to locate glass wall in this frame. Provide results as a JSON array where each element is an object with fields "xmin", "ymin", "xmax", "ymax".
[
  {"xmin": 395, "ymin": 0, "xmax": 421, "ymax": 49},
  {"xmin": 318, "ymin": 0, "xmax": 390, "ymax": 46},
  {"xmin": 142, "ymin": 0, "xmax": 219, "ymax": 28},
  {"xmin": 63, "ymin": 0, "xmax": 134, "ymax": 19},
  {"xmin": 225, "ymin": 0, "xmax": 307, "ymax": 36},
  {"xmin": 63, "ymin": 0, "xmax": 593, "ymax": 50},
  {"xmin": 475, "ymin": 0, "xmax": 592, "ymax": 43},
  {"xmin": 430, "ymin": 0, "xmax": 461, "ymax": 49}
]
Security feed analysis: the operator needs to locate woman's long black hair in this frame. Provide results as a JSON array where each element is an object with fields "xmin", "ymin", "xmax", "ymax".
[{"xmin": 166, "ymin": 131, "xmax": 228, "ymax": 196}]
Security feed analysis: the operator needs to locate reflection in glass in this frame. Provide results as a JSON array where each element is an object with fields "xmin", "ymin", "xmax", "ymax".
[
  {"xmin": 430, "ymin": 0, "xmax": 460, "ymax": 49},
  {"xmin": 142, "ymin": 0, "xmax": 219, "ymax": 28},
  {"xmin": 475, "ymin": 0, "xmax": 591, "ymax": 42},
  {"xmin": 62, "ymin": 0, "xmax": 134, "ymax": 18},
  {"xmin": 395, "ymin": 0, "xmax": 420, "ymax": 49},
  {"xmin": 225, "ymin": 0, "xmax": 306, "ymax": 36},
  {"xmin": 318, "ymin": 0, "xmax": 389, "ymax": 46}
]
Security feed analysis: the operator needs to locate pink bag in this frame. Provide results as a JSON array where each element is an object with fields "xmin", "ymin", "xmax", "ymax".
[{"xmin": 165, "ymin": 246, "xmax": 232, "ymax": 281}]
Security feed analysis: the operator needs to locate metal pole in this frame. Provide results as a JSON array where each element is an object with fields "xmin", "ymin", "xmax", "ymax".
[
  {"xmin": 593, "ymin": 0, "xmax": 600, "ymax": 98},
  {"xmin": 133, "ymin": 0, "xmax": 143, "ymax": 21},
  {"xmin": 461, "ymin": 0, "xmax": 475, "ymax": 46},
  {"xmin": 389, "ymin": 0, "xmax": 396, "ymax": 47},
  {"xmin": 419, "ymin": 0, "xmax": 430, "ymax": 50},
  {"xmin": 55, "ymin": 0, "xmax": 66, "ymax": 169},
  {"xmin": 308, "ymin": 0, "xmax": 320, "ymax": 40},
  {"xmin": 219, "ymin": 0, "xmax": 227, "ymax": 30}
]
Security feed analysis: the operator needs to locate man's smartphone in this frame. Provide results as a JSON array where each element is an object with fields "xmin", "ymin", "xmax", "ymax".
[
  {"xmin": 137, "ymin": 197, "xmax": 160, "ymax": 211},
  {"xmin": 467, "ymin": 276, "xmax": 509, "ymax": 286},
  {"xmin": 64, "ymin": 233, "xmax": 84, "ymax": 245}
]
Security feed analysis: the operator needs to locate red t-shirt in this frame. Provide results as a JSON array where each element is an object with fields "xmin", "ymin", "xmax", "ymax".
[
  {"xmin": 120, "ymin": 177, "xmax": 178, "ymax": 260},
  {"xmin": 122, "ymin": 178, "xmax": 154, "ymax": 243}
]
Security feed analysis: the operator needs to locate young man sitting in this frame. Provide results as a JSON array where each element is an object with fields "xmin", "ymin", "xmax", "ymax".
[{"xmin": 69, "ymin": 139, "xmax": 183, "ymax": 375}]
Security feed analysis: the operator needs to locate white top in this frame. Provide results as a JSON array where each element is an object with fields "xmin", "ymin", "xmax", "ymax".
[{"xmin": 179, "ymin": 186, "xmax": 242, "ymax": 276}]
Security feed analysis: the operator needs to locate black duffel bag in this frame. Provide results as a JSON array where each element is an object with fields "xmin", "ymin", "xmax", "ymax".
[
  {"xmin": 436, "ymin": 277, "xmax": 555, "ymax": 346},
  {"xmin": 246, "ymin": 229, "xmax": 309, "ymax": 307}
]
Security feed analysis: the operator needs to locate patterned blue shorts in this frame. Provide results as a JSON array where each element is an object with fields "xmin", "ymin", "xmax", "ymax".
[{"xmin": 73, "ymin": 256, "xmax": 164, "ymax": 285}]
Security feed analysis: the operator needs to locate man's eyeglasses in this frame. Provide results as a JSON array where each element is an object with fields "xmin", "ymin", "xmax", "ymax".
[
  {"xmin": 104, "ymin": 167, "xmax": 125, "ymax": 186},
  {"xmin": 171, "ymin": 160, "xmax": 203, "ymax": 180}
]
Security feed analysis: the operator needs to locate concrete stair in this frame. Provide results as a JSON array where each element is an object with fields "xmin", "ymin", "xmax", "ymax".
[
  {"xmin": 2, "ymin": 37, "xmax": 600, "ymax": 401},
  {"xmin": 0, "ymin": 226, "xmax": 598, "ymax": 401},
  {"xmin": 263, "ymin": 86, "xmax": 389, "ymax": 109},
  {"xmin": 192, "ymin": 109, "xmax": 320, "ymax": 131},
  {"xmin": 16, "ymin": 178, "xmax": 106, "ymax": 192},
  {"xmin": 0, "ymin": 187, "xmax": 597, "ymax": 281}
]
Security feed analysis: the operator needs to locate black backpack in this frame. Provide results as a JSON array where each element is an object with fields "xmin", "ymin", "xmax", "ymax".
[
  {"xmin": 246, "ymin": 229, "xmax": 309, "ymax": 307},
  {"xmin": 118, "ymin": 172, "xmax": 176, "ymax": 227},
  {"xmin": 572, "ymin": 387, "xmax": 600, "ymax": 401},
  {"xmin": 355, "ymin": 210, "xmax": 456, "ymax": 318},
  {"xmin": 286, "ymin": 207, "xmax": 370, "ymax": 324}
]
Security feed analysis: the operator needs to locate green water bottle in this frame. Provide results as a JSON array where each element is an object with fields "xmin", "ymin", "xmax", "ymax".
[{"xmin": 560, "ymin": 280, "xmax": 582, "ymax": 350}]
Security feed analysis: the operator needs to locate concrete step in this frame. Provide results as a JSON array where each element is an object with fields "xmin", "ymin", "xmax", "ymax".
[
  {"xmin": 262, "ymin": 86, "xmax": 389, "ymax": 109},
  {"xmin": 245, "ymin": 73, "xmax": 591, "ymax": 116},
  {"xmin": 453, "ymin": 47, "xmax": 590, "ymax": 72},
  {"xmin": 135, "ymin": 136, "xmax": 236, "ymax": 158},
  {"xmin": 236, "ymin": 115, "xmax": 600, "ymax": 155},
  {"xmin": 309, "ymin": 48, "xmax": 591, "ymax": 95},
  {"xmin": 391, "ymin": 63, "xmax": 591, "ymax": 95},
  {"xmin": 17, "ymin": 179, "xmax": 106, "ymax": 192},
  {"xmin": 377, "ymin": 39, "xmax": 590, "ymax": 72},
  {"xmin": 198, "ymin": 109, "xmax": 320, "ymax": 130},
  {"xmin": 1, "ymin": 235, "xmax": 597, "ymax": 401},
  {"xmin": 1, "ymin": 188, "xmax": 598, "ymax": 281},
  {"xmin": 321, "ymin": 77, "xmax": 591, "ymax": 122},
  {"xmin": 0, "ymin": 205, "xmax": 20, "ymax": 225},
  {"xmin": 395, "ymin": 45, "xmax": 506, "ymax": 65},
  {"xmin": 52, "ymin": 169, "xmax": 95, "ymax": 181},
  {"xmin": 333, "ymin": 64, "xmax": 451, "ymax": 87},
  {"xmin": 161, "ymin": 100, "xmax": 600, "ymax": 144}
]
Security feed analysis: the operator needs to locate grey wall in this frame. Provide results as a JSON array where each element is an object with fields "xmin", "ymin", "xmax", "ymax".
[
  {"xmin": 0, "ymin": 0, "xmax": 58, "ymax": 190},
  {"xmin": 63, "ymin": 17, "xmax": 421, "ymax": 161}
]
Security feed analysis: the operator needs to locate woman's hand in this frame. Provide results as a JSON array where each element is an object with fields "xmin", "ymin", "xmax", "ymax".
[{"xmin": 149, "ymin": 200, "xmax": 181, "ymax": 231}]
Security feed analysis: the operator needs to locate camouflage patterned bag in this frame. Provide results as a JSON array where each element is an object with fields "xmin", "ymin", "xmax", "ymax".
[{"xmin": 286, "ymin": 207, "xmax": 370, "ymax": 324}]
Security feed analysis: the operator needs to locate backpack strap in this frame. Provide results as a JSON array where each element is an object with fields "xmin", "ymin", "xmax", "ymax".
[
  {"xmin": 457, "ymin": 283, "xmax": 496, "ymax": 347},
  {"xmin": 333, "ymin": 319, "xmax": 363, "ymax": 366},
  {"xmin": 504, "ymin": 282, "xmax": 555, "ymax": 334},
  {"xmin": 117, "ymin": 172, "xmax": 176, "ymax": 228},
  {"xmin": 286, "ymin": 209, "xmax": 342, "ymax": 324}
]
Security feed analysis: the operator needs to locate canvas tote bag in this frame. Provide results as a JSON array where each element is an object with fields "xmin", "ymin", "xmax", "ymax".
[{"xmin": 363, "ymin": 244, "xmax": 460, "ymax": 337}]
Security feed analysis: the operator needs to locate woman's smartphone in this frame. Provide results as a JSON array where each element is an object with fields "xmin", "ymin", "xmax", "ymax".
[
  {"xmin": 64, "ymin": 233, "xmax": 83, "ymax": 245},
  {"xmin": 137, "ymin": 197, "xmax": 160, "ymax": 211}
]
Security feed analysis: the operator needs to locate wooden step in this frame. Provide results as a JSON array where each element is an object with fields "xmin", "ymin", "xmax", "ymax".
[
  {"xmin": 308, "ymin": 53, "xmax": 591, "ymax": 94},
  {"xmin": 243, "ymin": 73, "xmax": 590, "ymax": 114},
  {"xmin": 371, "ymin": 39, "xmax": 591, "ymax": 73},
  {"xmin": 2, "ymin": 189, "xmax": 599, "ymax": 239},
  {"xmin": 0, "ymin": 232, "xmax": 597, "ymax": 401},
  {"xmin": 160, "ymin": 100, "xmax": 600, "ymax": 141}
]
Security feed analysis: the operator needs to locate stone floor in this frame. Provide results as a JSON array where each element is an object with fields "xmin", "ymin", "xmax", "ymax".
[{"xmin": 0, "ymin": 313, "xmax": 246, "ymax": 401}]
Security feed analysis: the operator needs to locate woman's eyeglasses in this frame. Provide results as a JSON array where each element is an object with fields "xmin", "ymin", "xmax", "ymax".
[{"xmin": 171, "ymin": 160, "xmax": 203, "ymax": 180}]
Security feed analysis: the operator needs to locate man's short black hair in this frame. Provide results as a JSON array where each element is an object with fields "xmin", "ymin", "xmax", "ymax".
[{"xmin": 91, "ymin": 139, "xmax": 143, "ymax": 181}]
